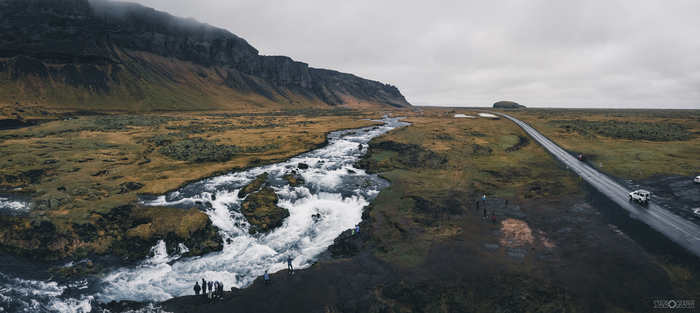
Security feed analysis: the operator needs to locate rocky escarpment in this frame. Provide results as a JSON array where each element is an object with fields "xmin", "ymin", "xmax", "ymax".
[{"xmin": 0, "ymin": 0, "xmax": 411, "ymax": 109}]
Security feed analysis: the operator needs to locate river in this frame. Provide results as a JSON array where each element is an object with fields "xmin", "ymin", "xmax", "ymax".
[{"xmin": 0, "ymin": 115, "xmax": 408, "ymax": 312}]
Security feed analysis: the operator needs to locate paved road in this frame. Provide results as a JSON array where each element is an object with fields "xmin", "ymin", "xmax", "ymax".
[{"xmin": 497, "ymin": 112, "xmax": 700, "ymax": 258}]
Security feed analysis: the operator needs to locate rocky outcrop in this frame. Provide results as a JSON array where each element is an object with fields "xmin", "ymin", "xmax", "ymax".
[
  {"xmin": 237, "ymin": 172, "xmax": 269, "ymax": 198},
  {"xmin": 237, "ymin": 173, "xmax": 290, "ymax": 234},
  {"xmin": 0, "ymin": 204, "xmax": 223, "ymax": 260},
  {"xmin": 240, "ymin": 186, "xmax": 290, "ymax": 234},
  {"xmin": 0, "ymin": 0, "xmax": 411, "ymax": 109},
  {"xmin": 493, "ymin": 101, "xmax": 526, "ymax": 109}
]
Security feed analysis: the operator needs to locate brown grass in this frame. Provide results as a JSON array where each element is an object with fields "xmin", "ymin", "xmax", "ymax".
[{"xmin": 495, "ymin": 108, "xmax": 700, "ymax": 179}]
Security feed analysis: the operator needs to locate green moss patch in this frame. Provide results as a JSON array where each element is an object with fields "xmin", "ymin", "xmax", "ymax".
[
  {"xmin": 238, "ymin": 172, "xmax": 269, "ymax": 198},
  {"xmin": 241, "ymin": 186, "xmax": 289, "ymax": 234}
]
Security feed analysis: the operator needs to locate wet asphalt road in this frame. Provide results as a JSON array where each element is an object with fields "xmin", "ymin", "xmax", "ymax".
[{"xmin": 497, "ymin": 112, "xmax": 700, "ymax": 258}]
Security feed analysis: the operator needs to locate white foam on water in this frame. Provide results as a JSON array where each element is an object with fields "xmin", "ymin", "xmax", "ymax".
[
  {"xmin": 0, "ymin": 274, "xmax": 93, "ymax": 313},
  {"xmin": 178, "ymin": 243, "xmax": 190, "ymax": 254},
  {"xmin": 0, "ymin": 195, "xmax": 32, "ymax": 214},
  {"xmin": 0, "ymin": 116, "xmax": 409, "ymax": 308}
]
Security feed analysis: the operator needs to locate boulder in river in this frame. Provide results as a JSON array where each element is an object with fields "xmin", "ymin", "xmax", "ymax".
[
  {"xmin": 238, "ymin": 172, "xmax": 269, "ymax": 198},
  {"xmin": 241, "ymin": 186, "xmax": 290, "ymax": 234}
]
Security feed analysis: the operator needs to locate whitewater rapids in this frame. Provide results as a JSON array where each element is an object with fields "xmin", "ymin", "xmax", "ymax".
[{"xmin": 0, "ymin": 116, "xmax": 408, "ymax": 312}]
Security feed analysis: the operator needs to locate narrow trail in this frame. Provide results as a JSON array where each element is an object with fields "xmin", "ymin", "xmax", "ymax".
[{"xmin": 496, "ymin": 112, "xmax": 700, "ymax": 258}]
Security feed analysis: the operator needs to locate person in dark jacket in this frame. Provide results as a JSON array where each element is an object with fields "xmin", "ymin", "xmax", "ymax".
[
  {"xmin": 202, "ymin": 278, "xmax": 207, "ymax": 298},
  {"xmin": 287, "ymin": 255, "xmax": 294, "ymax": 274},
  {"xmin": 194, "ymin": 282, "xmax": 201, "ymax": 300}
]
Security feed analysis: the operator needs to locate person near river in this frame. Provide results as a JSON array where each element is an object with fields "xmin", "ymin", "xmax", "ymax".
[
  {"xmin": 202, "ymin": 278, "xmax": 207, "ymax": 298},
  {"xmin": 287, "ymin": 255, "xmax": 294, "ymax": 274},
  {"xmin": 194, "ymin": 282, "xmax": 201, "ymax": 300}
]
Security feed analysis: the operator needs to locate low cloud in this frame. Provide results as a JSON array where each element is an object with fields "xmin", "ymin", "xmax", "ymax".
[{"xmin": 122, "ymin": 0, "xmax": 700, "ymax": 108}]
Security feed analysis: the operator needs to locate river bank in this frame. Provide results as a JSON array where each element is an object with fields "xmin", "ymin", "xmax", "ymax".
[{"xmin": 116, "ymin": 109, "xmax": 700, "ymax": 312}]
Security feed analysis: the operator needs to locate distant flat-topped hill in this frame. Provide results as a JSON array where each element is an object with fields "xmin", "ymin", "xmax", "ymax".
[
  {"xmin": 493, "ymin": 101, "xmax": 525, "ymax": 109},
  {"xmin": 0, "ymin": 0, "xmax": 411, "ymax": 111}
]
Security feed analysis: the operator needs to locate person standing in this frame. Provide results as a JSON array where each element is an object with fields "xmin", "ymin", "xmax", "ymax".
[
  {"xmin": 476, "ymin": 201, "xmax": 479, "ymax": 211},
  {"xmin": 483, "ymin": 208, "xmax": 487, "ymax": 219},
  {"xmin": 355, "ymin": 225, "xmax": 360, "ymax": 234},
  {"xmin": 483, "ymin": 195, "xmax": 486, "ymax": 204},
  {"xmin": 287, "ymin": 255, "xmax": 294, "ymax": 274},
  {"xmin": 219, "ymin": 281, "xmax": 224, "ymax": 298},
  {"xmin": 202, "ymin": 278, "xmax": 207, "ymax": 298},
  {"xmin": 492, "ymin": 214, "xmax": 496, "ymax": 224},
  {"xmin": 264, "ymin": 270, "xmax": 270, "ymax": 283},
  {"xmin": 194, "ymin": 282, "xmax": 201, "ymax": 300},
  {"xmin": 207, "ymin": 281, "xmax": 213, "ymax": 299}
]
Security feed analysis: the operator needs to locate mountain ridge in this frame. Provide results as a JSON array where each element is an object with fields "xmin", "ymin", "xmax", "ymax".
[{"xmin": 0, "ymin": 0, "xmax": 411, "ymax": 111}]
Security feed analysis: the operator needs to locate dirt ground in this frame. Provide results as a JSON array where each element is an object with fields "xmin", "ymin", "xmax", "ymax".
[{"xmin": 151, "ymin": 180, "xmax": 699, "ymax": 313}]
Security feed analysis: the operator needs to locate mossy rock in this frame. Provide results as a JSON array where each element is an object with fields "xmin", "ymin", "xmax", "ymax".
[
  {"xmin": 0, "ymin": 216, "xmax": 66, "ymax": 260},
  {"xmin": 117, "ymin": 206, "xmax": 223, "ymax": 259},
  {"xmin": 282, "ymin": 173, "xmax": 305, "ymax": 187},
  {"xmin": 125, "ymin": 207, "xmax": 208, "ymax": 240},
  {"xmin": 238, "ymin": 172, "xmax": 268, "ymax": 198},
  {"xmin": 240, "ymin": 186, "xmax": 289, "ymax": 233}
]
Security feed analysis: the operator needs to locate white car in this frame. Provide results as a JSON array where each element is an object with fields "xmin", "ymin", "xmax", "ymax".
[
  {"xmin": 629, "ymin": 189, "xmax": 650, "ymax": 204},
  {"xmin": 694, "ymin": 208, "xmax": 700, "ymax": 218},
  {"xmin": 694, "ymin": 176, "xmax": 700, "ymax": 183}
]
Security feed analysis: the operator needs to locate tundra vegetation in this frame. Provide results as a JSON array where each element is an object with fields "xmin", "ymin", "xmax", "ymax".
[
  {"xmin": 0, "ymin": 106, "xmax": 383, "ymax": 262},
  {"xmin": 499, "ymin": 108, "xmax": 700, "ymax": 179},
  {"xmin": 345, "ymin": 107, "xmax": 698, "ymax": 312}
]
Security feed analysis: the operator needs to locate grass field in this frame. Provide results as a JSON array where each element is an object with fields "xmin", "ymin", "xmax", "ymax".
[
  {"xmin": 353, "ymin": 107, "xmax": 699, "ymax": 312},
  {"xmin": 496, "ymin": 108, "xmax": 700, "ymax": 179},
  {"xmin": 359, "ymin": 108, "xmax": 584, "ymax": 268},
  {"xmin": 0, "ymin": 108, "xmax": 384, "ymax": 259}
]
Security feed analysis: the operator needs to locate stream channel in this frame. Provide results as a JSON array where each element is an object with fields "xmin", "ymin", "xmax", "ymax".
[{"xmin": 0, "ymin": 115, "xmax": 409, "ymax": 312}]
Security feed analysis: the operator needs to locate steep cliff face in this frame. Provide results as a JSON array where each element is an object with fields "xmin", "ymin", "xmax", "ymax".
[{"xmin": 0, "ymin": 0, "xmax": 411, "ymax": 110}]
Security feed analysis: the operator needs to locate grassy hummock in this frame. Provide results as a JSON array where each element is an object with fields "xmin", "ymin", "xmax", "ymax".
[{"xmin": 240, "ymin": 186, "xmax": 289, "ymax": 234}]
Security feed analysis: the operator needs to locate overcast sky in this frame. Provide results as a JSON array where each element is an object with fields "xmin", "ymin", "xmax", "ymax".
[{"xmin": 121, "ymin": 0, "xmax": 699, "ymax": 109}]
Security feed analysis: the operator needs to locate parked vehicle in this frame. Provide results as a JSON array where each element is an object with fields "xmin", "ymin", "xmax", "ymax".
[
  {"xmin": 693, "ymin": 208, "xmax": 700, "ymax": 218},
  {"xmin": 577, "ymin": 154, "xmax": 587, "ymax": 161},
  {"xmin": 629, "ymin": 189, "xmax": 650, "ymax": 204},
  {"xmin": 694, "ymin": 176, "xmax": 700, "ymax": 183}
]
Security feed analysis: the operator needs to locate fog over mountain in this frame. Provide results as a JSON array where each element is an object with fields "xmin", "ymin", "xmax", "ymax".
[
  {"xmin": 122, "ymin": 0, "xmax": 700, "ymax": 109},
  {"xmin": 0, "ymin": 0, "xmax": 411, "ymax": 110}
]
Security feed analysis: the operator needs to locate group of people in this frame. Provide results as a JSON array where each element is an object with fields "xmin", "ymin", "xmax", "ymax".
[
  {"xmin": 194, "ymin": 279, "xmax": 225, "ymax": 300},
  {"xmin": 194, "ymin": 255, "xmax": 294, "ymax": 298},
  {"xmin": 479, "ymin": 195, "xmax": 502, "ymax": 224}
]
